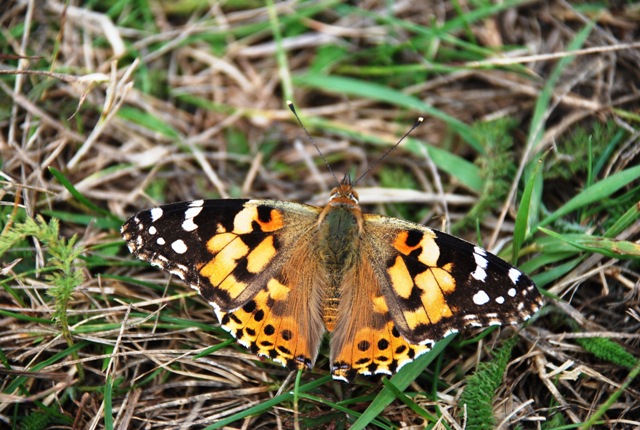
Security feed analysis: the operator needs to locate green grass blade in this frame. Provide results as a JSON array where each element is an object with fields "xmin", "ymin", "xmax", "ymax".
[
  {"xmin": 49, "ymin": 167, "xmax": 121, "ymax": 222},
  {"xmin": 203, "ymin": 376, "xmax": 331, "ymax": 429},
  {"xmin": 605, "ymin": 202, "xmax": 640, "ymax": 238},
  {"xmin": 538, "ymin": 228, "xmax": 640, "ymax": 259},
  {"xmin": 104, "ymin": 375, "xmax": 114, "ymax": 430},
  {"xmin": 538, "ymin": 164, "xmax": 640, "ymax": 228},
  {"xmin": 294, "ymin": 74, "xmax": 481, "ymax": 152},
  {"xmin": 512, "ymin": 156, "xmax": 544, "ymax": 264},
  {"xmin": 526, "ymin": 22, "xmax": 594, "ymax": 154},
  {"xmin": 579, "ymin": 361, "xmax": 640, "ymax": 429}
]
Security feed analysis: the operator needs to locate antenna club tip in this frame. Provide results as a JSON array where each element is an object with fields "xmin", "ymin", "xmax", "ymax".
[
  {"xmin": 287, "ymin": 101, "xmax": 296, "ymax": 114},
  {"xmin": 418, "ymin": 117, "xmax": 424, "ymax": 122}
]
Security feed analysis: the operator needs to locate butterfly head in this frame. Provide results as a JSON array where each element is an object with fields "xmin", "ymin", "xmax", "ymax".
[
  {"xmin": 328, "ymin": 174, "xmax": 359, "ymax": 207},
  {"xmin": 318, "ymin": 174, "xmax": 364, "ymax": 232}
]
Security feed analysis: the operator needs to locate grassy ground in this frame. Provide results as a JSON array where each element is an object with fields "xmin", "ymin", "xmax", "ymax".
[{"xmin": 2, "ymin": 1, "xmax": 640, "ymax": 429}]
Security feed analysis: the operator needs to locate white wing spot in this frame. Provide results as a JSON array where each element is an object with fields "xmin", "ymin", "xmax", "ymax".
[
  {"xmin": 471, "ymin": 249, "xmax": 489, "ymax": 281},
  {"xmin": 189, "ymin": 199, "xmax": 204, "ymax": 207},
  {"xmin": 441, "ymin": 328, "xmax": 460, "ymax": 338},
  {"xmin": 153, "ymin": 254, "xmax": 168, "ymax": 264},
  {"xmin": 185, "ymin": 206, "xmax": 203, "ymax": 218},
  {"xmin": 148, "ymin": 226, "xmax": 157, "ymax": 235},
  {"xmin": 171, "ymin": 239, "xmax": 187, "ymax": 254},
  {"xmin": 471, "ymin": 266, "xmax": 487, "ymax": 282},
  {"xmin": 150, "ymin": 207, "xmax": 163, "ymax": 222},
  {"xmin": 508, "ymin": 287, "xmax": 517, "ymax": 297},
  {"xmin": 157, "ymin": 237, "xmax": 166, "ymax": 245},
  {"xmin": 508, "ymin": 268, "xmax": 521, "ymax": 284},
  {"xmin": 473, "ymin": 290, "xmax": 490, "ymax": 305},
  {"xmin": 473, "ymin": 252, "xmax": 488, "ymax": 269},
  {"xmin": 495, "ymin": 296, "xmax": 505, "ymax": 304},
  {"xmin": 182, "ymin": 218, "xmax": 198, "ymax": 232}
]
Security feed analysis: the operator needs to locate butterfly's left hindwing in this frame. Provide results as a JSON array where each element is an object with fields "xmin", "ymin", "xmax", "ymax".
[
  {"xmin": 361, "ymin": 214, "xmax": 541, "ymax": 346},
  {"xmin": 121, "ymin": 199, "xmax": 327, "ymax": 371}
]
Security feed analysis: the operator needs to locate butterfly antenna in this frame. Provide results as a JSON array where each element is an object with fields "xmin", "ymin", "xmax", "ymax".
[
  {"xmin": 287, "ymin": 101, "xmax": 340, "ymax": 188},
  {"xmin": 353, "ymin": 117, "xmax": 424, "ymax": 186}
]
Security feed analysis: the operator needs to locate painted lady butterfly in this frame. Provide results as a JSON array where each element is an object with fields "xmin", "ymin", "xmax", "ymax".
[{"xmin": 122, "ymin": 172, "xmax": 542, "ymax": 382}]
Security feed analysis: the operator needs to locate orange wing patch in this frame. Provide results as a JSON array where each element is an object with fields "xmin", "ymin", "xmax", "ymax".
[
  {"xmin": 331, "ymin": 318, "xmax": 430, "ymax": 381},
  {"xmin": 216, "ymin": 286, "xmax": 314, "ymax": 370},
  {"xmin": 210, "ymin": 210, "xmax": 327, "ymax": 372},
  {"xmin": 386, "ymin": 229, "xmax": 459, "ymax": 332},
  {"xmin": 329, "ymin": 252, "xmax": 431, "ymax": 381}
]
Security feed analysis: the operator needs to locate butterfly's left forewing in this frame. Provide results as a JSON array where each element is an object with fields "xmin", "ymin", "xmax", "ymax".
[{"xmin": 121, "ymin": 199, "xmax": 327, "ymax": 370}]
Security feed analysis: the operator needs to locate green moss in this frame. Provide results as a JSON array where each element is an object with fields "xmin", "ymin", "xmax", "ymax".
[
  {"xmin": 458, "ymin": 337, "xmax": 518, "ymax": 429},
  {"xmin": 452, "ymin": 118, "xmax": 517, "ymax": 234},
  {"xmin": 575, "ymin": 337, "xmax": 639, "ymax": 370}
]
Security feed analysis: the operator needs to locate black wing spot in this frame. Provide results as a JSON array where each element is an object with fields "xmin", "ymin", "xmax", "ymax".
[
  {"xmin": 242, "ymin": 300, "xmax": 256, "ymax": 313},
  {"xmin": 277, "ymin": 345, "xmax": 291, "ymax": 355},
  {"xmin": 405, "ymin": 230, "xmax": 423, "ymax": 247},
  {"xmin": 256, "ymin": 205, "xmax": 274, "ymax": 223},
  {"xmin": 357, "ymin": 340, "xmax": 371, "ymax": 352}
]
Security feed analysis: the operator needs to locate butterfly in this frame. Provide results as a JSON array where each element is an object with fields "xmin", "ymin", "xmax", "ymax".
[{"xmin": 121, "ymin": 174, "xmax": 542, "ymax": 382}]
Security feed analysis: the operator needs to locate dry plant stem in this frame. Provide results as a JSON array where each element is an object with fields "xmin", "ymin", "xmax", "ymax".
[
  {"xmin": 183, "ymin": 109, "xmax": 249, "ymax": 198},
  {"xmin": 67, "ymin": 60, "xmax": 137, "ymax": 169},
  {"xmin": 418, "ymin": 143, "xmax": 450, "ymax": 233},
  {"xmin": 7, "ymin": 0, "xmax": 33, "ymax": 147},
  {"xmin": 242, "ymin": 151, "xmax": 264, "ymax": 196},
  {"xmin": 496, "ymin": 399, "xmax": 535, "ymax": 430},
  {"xmin": 46, "ymin": 0, "xmax": 125, "ymax": 57},
  {"xmin": 466, "ymin": 41, "xmax": 640, "ymax": 68},
  {"xmin": 0, "ymin": 79, "xmax": 86, "ymax": 145},
  {"xmin": 533, "ymin": 353, "xmax": 581, "ymax": 424}
]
